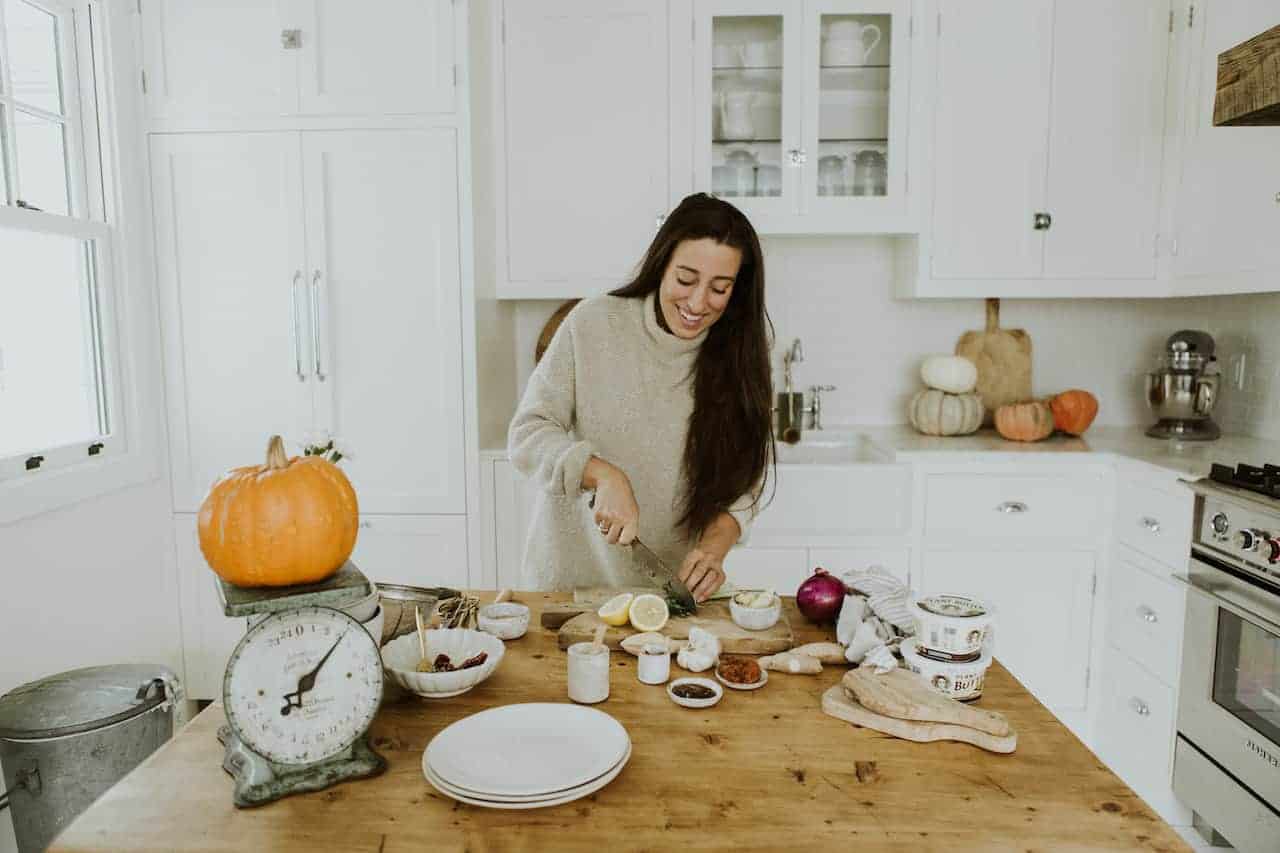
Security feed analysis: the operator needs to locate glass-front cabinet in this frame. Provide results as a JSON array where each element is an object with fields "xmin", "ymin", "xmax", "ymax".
[{"xmin": 694, "ymin": 0, "xmax": 912, "ymax": 233}]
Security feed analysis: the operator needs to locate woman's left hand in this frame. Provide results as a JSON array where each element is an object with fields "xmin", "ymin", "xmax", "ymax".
[{"xmin": 678, "ymin": 548, "xmax": 726, "ymax": 603}]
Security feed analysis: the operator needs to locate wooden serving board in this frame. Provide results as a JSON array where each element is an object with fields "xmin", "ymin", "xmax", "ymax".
[
  {"xmin": 822, "ymin": 686, "xmax": 1017, "ymax": 754},
  {"xmin": 843, "ymin": 668, "xmax": 1012, "ymax": 737},
  {"xmin": 556, "ymin": 599, "xmax": 793, "ymax": 654}
]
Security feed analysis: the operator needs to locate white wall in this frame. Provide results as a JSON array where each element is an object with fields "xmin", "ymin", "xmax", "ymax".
[
  {"xmin": 1187, "ymin": 291, "xmax": 1280, "ymax": 440},
  {"xmin": 503, "ymin": 235, "xmax": 1226, "ymax": 440}
]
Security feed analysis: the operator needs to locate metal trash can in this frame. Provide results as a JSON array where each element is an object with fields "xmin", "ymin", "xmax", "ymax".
[{"xmin": 0, "ymin": 665, "xmax": 181, "ymax": 853}]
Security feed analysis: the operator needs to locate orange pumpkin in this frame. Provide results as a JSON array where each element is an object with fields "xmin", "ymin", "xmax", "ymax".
[
  {"xmin": 994, "ymin": 401, "xmax": 1055, "ymax": 442},
  {"xmin": 1050, "ymin": 389, "xmax": 1099, "ymax": 435},
  {"xmin": 198, "ymin": 436, "xmax": 358, "ymax": 588}
]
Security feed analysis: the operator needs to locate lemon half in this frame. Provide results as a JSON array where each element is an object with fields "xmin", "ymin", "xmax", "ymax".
[
  {"xmin": 628, "ymin": 593, "xmax": 670, "ymax": 632},
  {"xmin": 597, "ymin": 593, "xmax": 634, "ymax": 626}
]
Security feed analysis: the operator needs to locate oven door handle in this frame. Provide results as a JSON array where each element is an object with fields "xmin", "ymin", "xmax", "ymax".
[{"xmin": 1175, "ymin": 570, "xmax": 1280, "ymax": 634}]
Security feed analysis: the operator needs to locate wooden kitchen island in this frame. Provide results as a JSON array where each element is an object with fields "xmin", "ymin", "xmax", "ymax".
[{"xmin": 50, "ymin": 593, "xmax": 1190, "ymax": 852}]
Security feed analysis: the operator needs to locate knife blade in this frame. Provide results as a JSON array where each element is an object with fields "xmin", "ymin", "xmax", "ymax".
[{"xmin": 631, "ymin": 538, "xmax": 698, "ymax": 613}]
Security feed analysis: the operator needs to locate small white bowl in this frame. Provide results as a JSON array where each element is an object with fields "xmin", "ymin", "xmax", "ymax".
[
  {"xmin": 667, "ymin": 677, "xmax": 723, "ymax": 709},
  {"xmin": 900, "ymin": 637, "xmax": 992, "ymax": 701},
  {"xmin": 477, "ymin": 602, "xmax": 530, "ymax": 640},
  {"xmin": 716, "ymin": 668, "xmax": 768, "ymax": 691},
  {"xmin": 729, "ymin": 592, "xmax": 781, "ymax": 631},
  {"xmin": 381, "ymin": 629, "xmax": 505, "ymax": 699}
]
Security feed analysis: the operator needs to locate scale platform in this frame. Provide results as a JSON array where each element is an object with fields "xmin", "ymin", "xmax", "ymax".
[{"xmin": 215, "ymin": 560, "xmax": 373, "ymax": 618}]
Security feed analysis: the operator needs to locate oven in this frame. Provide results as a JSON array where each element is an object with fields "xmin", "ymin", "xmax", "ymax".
[{"xmin": 1174, "ymin": 484, "xmax": 1280, "ymax": 852}]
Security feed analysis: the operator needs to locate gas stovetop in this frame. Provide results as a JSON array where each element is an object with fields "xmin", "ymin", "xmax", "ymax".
[{"xmin": 1209, "ymin": 462, "xmax": 1280, "ymax": 501}]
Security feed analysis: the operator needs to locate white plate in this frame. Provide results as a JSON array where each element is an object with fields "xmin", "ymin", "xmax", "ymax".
[
  {"xmin": 425, "ymin": 703, "xmax": 629, "ymax": 797},
  {"xmin": 716, "ymin": 668, "xmax": 769, "ymax": 691},
  {"xmin": 423, "ymin": 743, "xmax": 631, "ymax": 804},
  {"xmin": 423, "ymin": 745, "xmax": 630, "ymax": 810}
]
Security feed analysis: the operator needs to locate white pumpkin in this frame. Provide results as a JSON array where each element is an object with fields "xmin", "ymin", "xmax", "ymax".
[
  {"xmin": 920, "ymin": 355, "xmax": 978, "ymax": 394},
  {"xmin": 908, "ymin": 389, "xmax": 984, "ymax": 436}
]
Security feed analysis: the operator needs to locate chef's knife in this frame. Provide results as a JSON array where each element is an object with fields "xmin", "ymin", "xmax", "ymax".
[{"xmin": 631, "ymin": 538, "xmax": 698, "ymax": 613}]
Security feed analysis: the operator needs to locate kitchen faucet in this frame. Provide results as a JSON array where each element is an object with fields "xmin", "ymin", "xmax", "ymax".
[{"xmin": 775, "ymin": 339, "xmax": 836, "ymax": 441}]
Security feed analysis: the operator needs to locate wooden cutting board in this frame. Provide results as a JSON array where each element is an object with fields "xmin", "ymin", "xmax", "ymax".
[
  {"xmin": 556, "ymin": 599, "xmax": 793, "ymax": 654},
  {"xmin": 955, "ymin": 298, "xmax": 1032, "ymax": 423},
  {"xmin": 821, "ymin": 686, "xmax": 1017, "ymax": 754},
  {"xmin": 842, "ymin": 668, "xmax": 1012, "ymax": 737},
  {"xmin": 541, "ymin": 587, "xmax": 735, "ymax": 630}
]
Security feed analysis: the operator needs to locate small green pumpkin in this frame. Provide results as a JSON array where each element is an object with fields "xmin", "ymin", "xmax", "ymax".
[{"xmin": 908, "ymin": 389, "xmax": 984, "ymax": 436}]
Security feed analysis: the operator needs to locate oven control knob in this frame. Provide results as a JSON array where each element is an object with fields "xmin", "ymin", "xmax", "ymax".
[
  {"xmin": 1210, "ymin": 512, "xmax": 1230, "ymax": 536},
  {"xmin": 1234, "ymin": 529, "xmax": 1260, "ymax": 551}
]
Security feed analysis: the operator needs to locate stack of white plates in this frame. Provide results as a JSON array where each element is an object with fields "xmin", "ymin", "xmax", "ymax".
[{"xmin": 422, "ymin": 703, "xmax": 631, "ymax": 809}]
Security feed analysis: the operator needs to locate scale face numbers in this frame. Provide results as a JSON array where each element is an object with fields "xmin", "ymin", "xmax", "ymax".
[{"xmin": 224, "ymin": 606, "xmax": 382, "ymax": 767}]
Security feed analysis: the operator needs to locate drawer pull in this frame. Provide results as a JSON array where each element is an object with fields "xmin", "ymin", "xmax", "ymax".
[
  {"xmin": 1140, "ymin": 516, "xmax": 1161, "ymax": 533},
  {"xmin": 995, "ymin": 501, "xmax": 1028, "ymax": 514},
  {"xmin": 1129, "ymin": 697, "xmax": 1151, "ymax": 717},
  {"xmin": 1136, "ymin": 605, "xmax": 1158, "ymax": 624}
]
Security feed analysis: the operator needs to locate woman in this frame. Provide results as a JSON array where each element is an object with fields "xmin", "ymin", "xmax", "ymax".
[{"xmin": 508, "ymin": 193, "xmax": 774, "ymax": 601}]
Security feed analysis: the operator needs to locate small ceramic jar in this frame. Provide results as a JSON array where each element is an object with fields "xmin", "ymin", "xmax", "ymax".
[
  {"xmin": 477, "ymin": 602, "xmax": 530, "ymax": 640},
  {"xmin": 730, "ymin": 591, "xmax": 781, "ymax": 631},
  {"xmin": 567, "ymin": 642, "xmax": 610, "ymax": 704},
  {"xmin": 900, "ymin": 637, "xmax": 992, "ymax": 701},
  {"xmin": 637, "ymin": 643, "xmax": 671, "ymax": 685},
  {"xmin": 908, "ymin": 593, "xmax": 994, "ymax": 662}
]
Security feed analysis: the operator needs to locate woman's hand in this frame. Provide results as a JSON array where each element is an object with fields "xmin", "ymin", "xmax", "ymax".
[
  {"xmin": 585, "ymin": 457, "xmax": 640, "ymax": 545},
  {"xmin": 678, "ymin": 548, "xmax": 726, "ymax": 603}
]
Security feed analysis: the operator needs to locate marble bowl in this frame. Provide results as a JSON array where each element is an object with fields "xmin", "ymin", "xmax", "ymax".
[
  {"xmin": 381, "ymin": 629, "xmax": 505, "ymax": 698},
  {"xmin": 729, "ymin": 592, "xmax": 781, "ymax": 631},
  {"xmin": 477, "ymin": 602, "xmax": 530, "ymax": 640}
]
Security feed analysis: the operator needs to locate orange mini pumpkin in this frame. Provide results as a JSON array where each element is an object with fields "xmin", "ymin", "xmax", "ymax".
[
  {"xmin": 1050, "ymin": 389, "xmax": 1099, "ymax": 436},
  {"xmin": 198, "ymin": 435, "xmax": 358, "ymax": 588},
  {"xmin": 994, "ymin": 401, "xmax": 1055, "ymax": 442}
]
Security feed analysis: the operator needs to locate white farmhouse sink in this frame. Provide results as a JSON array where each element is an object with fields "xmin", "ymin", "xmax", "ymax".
[{"xmin": 753, "ymin": 432, "xmax": 910, "ymax": 538}]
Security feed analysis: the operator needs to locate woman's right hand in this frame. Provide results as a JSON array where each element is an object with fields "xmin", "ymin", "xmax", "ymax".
[{"xmin": 585, "ymin": 457, "xmax": 640, "ymax": 546}]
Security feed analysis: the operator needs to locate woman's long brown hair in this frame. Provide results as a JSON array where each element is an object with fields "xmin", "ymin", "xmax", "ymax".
[{"xmin": 610, "ymin": 193, "xmax": 775, "ymax": 540}]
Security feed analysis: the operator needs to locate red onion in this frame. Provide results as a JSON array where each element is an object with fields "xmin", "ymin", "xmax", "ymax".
[{"xmin": 796, "ymin": 568, "xmax": 846, "ymax": 623}]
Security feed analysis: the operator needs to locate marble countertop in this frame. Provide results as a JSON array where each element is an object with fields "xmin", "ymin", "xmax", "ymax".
[{"xmin": 854, "ymin": 424, "xmax": 1280, "ymax": 479}]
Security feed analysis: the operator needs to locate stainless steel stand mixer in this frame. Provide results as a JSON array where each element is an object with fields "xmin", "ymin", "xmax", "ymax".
[{"xmin": 1145, "ymin": 330, "xmax": 1220, "ymax": 440}]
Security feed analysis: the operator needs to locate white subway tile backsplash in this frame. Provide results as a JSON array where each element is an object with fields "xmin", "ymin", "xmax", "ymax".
[{"xmin": 507, "ymin": 238, "xmax": 1280, "ymax": 442}]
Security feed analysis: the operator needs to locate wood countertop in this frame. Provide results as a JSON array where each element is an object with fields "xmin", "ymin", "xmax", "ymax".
[{"xmin": 50, "ymin": 593, "xmax": 1190, "ymax": 852}]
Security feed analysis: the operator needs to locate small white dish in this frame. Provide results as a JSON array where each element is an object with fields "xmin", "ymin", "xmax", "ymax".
[
  {"xmin": 667, "ymin": 677, "xmax": 723, "ymax": 708},
  {"xmin": 715, "ymin": 668, "xmax": 768, "ymax": 691},
  {"xmin": 477, "ymin": 602, "xmax": 530, "ymax": 640},
  {"xmin": 730, "ymin": 591, "xmax": 781, "ymax": 631},
  {"xmin": 381, "ymin": 629, "xmax": 505, "ymax": 699}
]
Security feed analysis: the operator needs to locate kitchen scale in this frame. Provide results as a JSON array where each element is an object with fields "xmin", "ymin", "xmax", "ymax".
[{"xmin": 215, "ymin": 562, "xmax": 387, "ymax": 808}]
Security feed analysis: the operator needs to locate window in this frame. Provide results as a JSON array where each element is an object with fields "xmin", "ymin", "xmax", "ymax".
[{"xmin": 0, "ymin": 0, "xmax": 121, "ymax": 481}]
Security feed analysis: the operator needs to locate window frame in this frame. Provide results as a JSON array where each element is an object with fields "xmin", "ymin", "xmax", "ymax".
[{"xmin": 0, "ymin": 0, "xmax": 162, "ymax": 522}]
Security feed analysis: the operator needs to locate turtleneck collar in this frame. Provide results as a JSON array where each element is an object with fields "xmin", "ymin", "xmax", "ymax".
[{"xmin": 641, "ymin": 290, "xmax": 707, "ymax": 358}]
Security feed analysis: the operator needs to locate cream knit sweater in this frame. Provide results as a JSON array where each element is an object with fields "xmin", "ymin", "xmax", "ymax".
[{"xmin": 508, "ymin": 292, "xmax": 758, "ymax": 591}]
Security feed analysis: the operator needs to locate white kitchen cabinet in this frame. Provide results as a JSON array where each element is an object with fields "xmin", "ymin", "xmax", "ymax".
[
  {"xmin": 1107, "ymin": 547, "xmax": 1185, "ymax": 687},
  {"xmin": 919, "ymin": 549, "xmax": 1096, "ymax": 712},
  {"xmin": 141, "ymin": 0, "xmax": 455, "ymax": 121},
  {"xmin": 922, "ymin": 471, "xmax": 1105, "ymax": 542},
  {"xmin": 173, "ymin": 515, "xmax": 246, "ymax": 701},
  {"xmin": 352, "ymin": 514, "xmax": 469, "ymax": 589},
  {"xmin": 302, "ymin": 129, "xmax": 466, "ymax": 515},
  {"xmin": 149, "ymin": 132, "xmax": 313, "ymax": 510},
  {"xmin": 1171, "ymin": 0, "xmax": 1280, "ymax": 295},
  {"xmin": 153, "ymin": 130, "xmax": 466, "ymax": 516},
  {"xmin": 911, "ymin": 0, "xmax": 1174, "ymax": 297},
  {"xmin": 693, "ymin": 0, "xmax": 915, "ymax": 234},
  {"xmin": 494, "ymin": 0, "xmax": 672, "ymax": 298}
]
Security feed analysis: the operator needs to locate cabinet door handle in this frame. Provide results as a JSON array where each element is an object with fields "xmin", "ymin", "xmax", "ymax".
[
  {"xmin": 311, "ymin": 270, "xmax": 326, "ymax": 382},
  {"xmin": 290, "ymin": 271, "xmax": 306, "ymax": 381},
  {"xmin": 1136, "ymin": 605, "xmax": 1158, "ymax": 624},
  {"xmin": 787, "ymin": 148, "xmax": 807, "ymax": 166},
  {"xmin": 1033, "ymin": 211, "xmax": 1052, "ymax": 230},
  {"xmin": 1140, "ymin": 516, "xmax": 1161, "ymax": 533},
  {"xmin": 1129, "ymin": 697, "xmax": 1151, "ymax": 717},
  {"xmin": 995, "ymin": 501, "xmax": 1028, "ymax": 514}
]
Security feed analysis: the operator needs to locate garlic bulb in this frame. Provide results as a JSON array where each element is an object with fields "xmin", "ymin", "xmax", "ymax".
[{"xmin": 676, "ymin": 626, "xmax": 720, "ymax": 673}]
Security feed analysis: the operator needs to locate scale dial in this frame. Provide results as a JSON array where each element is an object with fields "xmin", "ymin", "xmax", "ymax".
[{"xmin": 224, "ymin": 606, "xmax": 382, "ymax": 767}]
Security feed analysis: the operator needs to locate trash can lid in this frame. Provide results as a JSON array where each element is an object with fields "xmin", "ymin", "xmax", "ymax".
[{"xmin": 0, "ymin": 664, "xmax": 179, "ymax": 740}]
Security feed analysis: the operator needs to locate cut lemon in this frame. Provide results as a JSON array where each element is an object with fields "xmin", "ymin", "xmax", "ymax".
[
  {"xmin": 628, "ymin": 593, "xmax": 670, "ymax": 632},
  {"xmin": 597, "ymin": 593, "xmax": 634, "ymax": 627}
]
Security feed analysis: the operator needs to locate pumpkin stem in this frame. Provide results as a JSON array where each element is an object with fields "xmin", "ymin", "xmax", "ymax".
[
  {"xmin": 265, "ymin": 435, "xmax": 290, "ymax": 471},
  {"xmin": 984, "ymin": 298, "xmax": 1000, "ymax": 332}
]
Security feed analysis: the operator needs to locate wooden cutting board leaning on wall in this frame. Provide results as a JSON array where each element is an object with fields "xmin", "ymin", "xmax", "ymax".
[{"xmin": 955, "ymin": 298, "xmax": 1032, "ymax": 423}]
